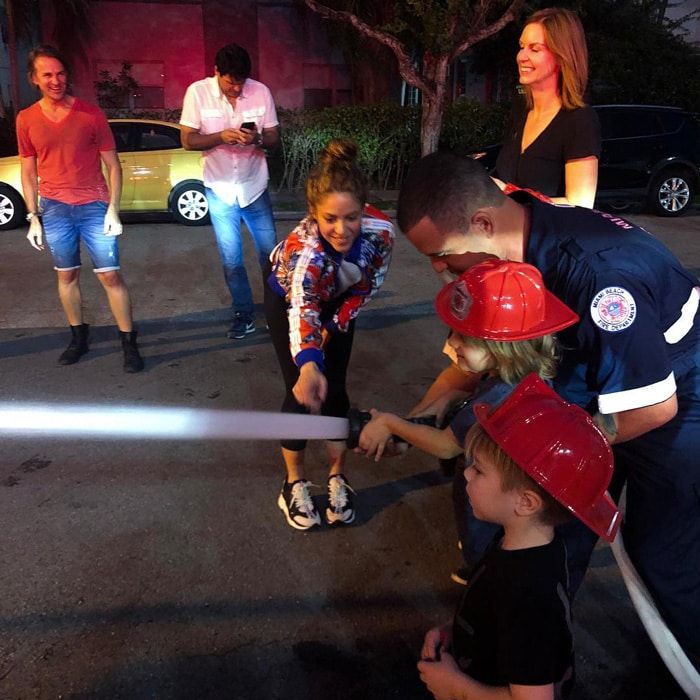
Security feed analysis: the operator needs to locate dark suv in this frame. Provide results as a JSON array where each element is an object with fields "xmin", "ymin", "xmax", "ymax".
[
  {"xmin": 473, "ymin": 104, "xmax": 700, "ymax": 216},
  {"xmin": 596, "ymin": 105, "xmax": 700, "ymax": 216}
]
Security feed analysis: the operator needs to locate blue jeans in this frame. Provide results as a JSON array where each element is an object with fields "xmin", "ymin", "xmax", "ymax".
[
  {"xmin": 206, "ymin": 187, "xmax": 277, "ymax": 317},
  {"xmin": 41, "ymin": 198, "xmax": 118, "ymax": 271}
]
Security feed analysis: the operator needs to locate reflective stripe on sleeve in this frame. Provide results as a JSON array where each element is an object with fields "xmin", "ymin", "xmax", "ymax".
[
  {"xmin": 664, "ymin": 286, "xmax": 700, "ymax": 344},
  {"xmin": 598, "ymin": 372, "xmax": 676, "ymax": 415}
]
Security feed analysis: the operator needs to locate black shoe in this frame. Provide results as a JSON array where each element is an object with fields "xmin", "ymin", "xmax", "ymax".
[
  {"xmin": 119, "ymin": 330, "xmax": 144, "ymax": 373},
  {"xmin": 277, "ymin": 479, "xmax": 321, "ymax": 530},
  {"xmin": 227, "ymin": 313, "xmax": 255, "ymax": 339},
  {"xmin": 450, "ymin": 567, "xmax": 470, "ymax": 586},
  {"xmin": 326, "ymin": 474, "xmax": 356, "ymax": 526},
  {"xmin": 58, "ymin": 323, "xmax": 89, "ymax": 365}
]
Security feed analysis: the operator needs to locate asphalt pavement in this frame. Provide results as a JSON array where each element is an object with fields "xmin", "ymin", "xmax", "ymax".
[{"xmin": 1, "ymin": 203, "xmax": 699, "ymax": 699}]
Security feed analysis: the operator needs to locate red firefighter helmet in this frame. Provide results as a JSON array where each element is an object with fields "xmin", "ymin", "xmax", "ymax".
[
  {"xmin": 474, "ymin": 374, "xmax": 621, "ymax": 542},
  {"xmin": 435, "ymin": 259, "xmax": 579, "ymax": 340}
]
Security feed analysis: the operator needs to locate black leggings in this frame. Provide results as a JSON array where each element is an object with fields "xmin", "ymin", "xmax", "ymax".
[{"xmin": 263, "ymin": 272, "xmax": 355, "ymax": 452}]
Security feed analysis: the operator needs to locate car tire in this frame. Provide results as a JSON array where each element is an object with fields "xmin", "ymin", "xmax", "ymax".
[
  {"xmin": 606, "ymin": 199, "xmax": 634, "ymax": 213},
  {"xmin": 0, "ymin": 186, "xmax": 26, "ymax": 230},
  {"xmin": 648, "ymin": 169, "xmax": 696, "ymax": 217},
  {"xmin": 170, "ymin": 182, "xmax": 210, "ymax": 226}
]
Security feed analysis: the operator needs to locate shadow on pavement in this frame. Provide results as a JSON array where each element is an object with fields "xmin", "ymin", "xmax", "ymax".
[
  {"xmin": 0, "ymin": 300, "xmax": 440, "ymax": 367},
  {"xmin": 351, "ymin": 469, "xmax": 450, "ymax": 527}
]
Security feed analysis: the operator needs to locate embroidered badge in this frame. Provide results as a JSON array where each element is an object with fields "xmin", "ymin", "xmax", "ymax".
[
  {"xmin": 590, "ymin": 287, "xmax": 636, "ymax": 332},
  {"xmin": 450, "ymin": 281, "xmax": 473, "ymax": 320}
]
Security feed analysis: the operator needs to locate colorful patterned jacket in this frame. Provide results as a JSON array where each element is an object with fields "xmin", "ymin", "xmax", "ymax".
[{"xmin": 268, "ymin": 204, "xmax": 394, "ymax": 369}]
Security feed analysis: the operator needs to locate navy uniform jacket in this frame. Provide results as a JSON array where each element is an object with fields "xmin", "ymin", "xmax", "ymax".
[
  {"xmin": 523, "ymin": 196, "xmax": 699, "ymax": 418},
  {"xmin": 522, "ymin": 194, "xmax": 700, "ymax": 653}
]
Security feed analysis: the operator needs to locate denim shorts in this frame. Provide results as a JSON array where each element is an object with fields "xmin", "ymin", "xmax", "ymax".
[{"xmin": 41, "ymin": 198, "xmax": 120, "ymax": 272}]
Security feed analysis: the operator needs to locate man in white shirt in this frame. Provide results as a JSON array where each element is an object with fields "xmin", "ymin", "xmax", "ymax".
[{"xmin": 180, "ymin": 43, "xmax": 280, "ymax": 339}]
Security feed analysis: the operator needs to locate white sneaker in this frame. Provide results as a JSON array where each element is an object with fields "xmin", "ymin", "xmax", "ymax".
[
  {"xmin": 277, "ymin": 479, "xmax": 321, "ymax": 530},
  {"xmin": 326, "ymin": 474, "xmax": 356, "ymax": 526}
]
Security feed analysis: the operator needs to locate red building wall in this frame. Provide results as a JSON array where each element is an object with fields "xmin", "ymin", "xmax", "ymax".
[
  {"xmin": 201, "ymin": 0, "xmax": 258, "ymax": 79},
  {"xmin": 257, "ymin": 4, "xmax": 351, "ymax": 109},
  {"xmin": 40, "ymin": 0, "xmax": 352, "ymax": 112},
  {"xmin": 40, "ymin": 0, "xmax": 204, "ymax": 108}
]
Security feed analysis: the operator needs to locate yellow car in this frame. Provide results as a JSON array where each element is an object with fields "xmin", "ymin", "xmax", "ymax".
[{"xmin": 0, "ymin": 118, "xmax": 209, "ymax": 230}]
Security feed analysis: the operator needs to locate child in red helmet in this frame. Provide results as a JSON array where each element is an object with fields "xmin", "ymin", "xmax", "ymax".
[
  {"xmin": 418, "ymin": 375, "xmax": 620, "ymax": 700},
  {"xmin": 358, "ymin": 259, "xmax": 580, "ymax": 584}
]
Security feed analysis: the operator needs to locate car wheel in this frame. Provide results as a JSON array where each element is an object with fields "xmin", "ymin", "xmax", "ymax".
[
  {"xmin": 648, "ymin": 169, "xmax": 696, "ymax": 217},
  {"xmin": 0, "ymin": 186, "xmax": 26, "ymax": 230},
  {"xmin": 170, "ymin": 183, "xmax": 210, "ymax": 226},
  {"xmin": 606, "ymin": 199, "xmax": 634, "ymax": 213}
]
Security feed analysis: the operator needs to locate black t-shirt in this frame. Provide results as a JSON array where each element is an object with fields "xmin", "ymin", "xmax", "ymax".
[
  {"xmin": 452, "ymin": 532, "xmax": 574, "ymax": 697},
  {"xmin": 494, "ymin": 97, "xmax": 601, "ymax": 198}
]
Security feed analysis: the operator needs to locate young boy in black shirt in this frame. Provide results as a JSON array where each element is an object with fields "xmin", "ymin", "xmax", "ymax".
[{"xmin": 418, "ymin": 375, "xmax": 620, "ymax": 700}]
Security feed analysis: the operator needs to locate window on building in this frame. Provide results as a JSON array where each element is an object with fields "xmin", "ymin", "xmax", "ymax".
[
  {"xmin": 302, "ymin": 62, "xmax": 351, "ymax": 108},
  {"xmin": 134, "ymin": 86, "xmax": 165, "ymax": 109},
  {"xmin": 94, "ymin": 60, "xmax": 165, "ymax": 109},
  {"xmin": 401, "ymin": 82, "xmax": 421, "ymax": 107}
]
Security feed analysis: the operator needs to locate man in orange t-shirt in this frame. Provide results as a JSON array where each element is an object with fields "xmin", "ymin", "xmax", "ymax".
[{"xmin": 16, "ymin": 44, "xmax": 143, "ymax": 372}]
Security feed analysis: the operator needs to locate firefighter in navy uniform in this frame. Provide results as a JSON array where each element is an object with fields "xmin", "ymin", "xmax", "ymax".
[
  {"xmin": 397, "ymin": 152, "xmax": 700, "ymax": 664},
  {"xmin": 525, "ymin": 196, "xmax": 700, "ymax": 663}
]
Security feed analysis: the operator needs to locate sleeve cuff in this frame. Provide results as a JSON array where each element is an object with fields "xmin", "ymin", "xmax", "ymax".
[
  {"xmin": 597, "ymin": 372, "xmax": 676, "ymax": 414},
  {"xmin": 295, "ymin": 348, "xmax": 325, "ymax": 372}
]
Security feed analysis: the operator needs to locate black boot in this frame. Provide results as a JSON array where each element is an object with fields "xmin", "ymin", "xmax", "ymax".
[
  {"xmin": 119, "ymin": 330, "xmax": 144, "ymax": 373},
  {"xmin": 58, "ymin": 323, "xmax": 90, "ymax": 365}
]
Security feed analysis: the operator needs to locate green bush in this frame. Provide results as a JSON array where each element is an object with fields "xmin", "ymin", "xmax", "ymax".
[
  {"xmin": 440, "ymin": 99, "xmax": 510, "ymax": 154},
  {"xmin": 276, "ymin": 100, "xmax": 509, "ymax": 192},
  {"xmin": 103, "ymin": 108, "xmax": 182, "ymax": 122},
  {"xmin": 277, "ymin": 103, "xmax": 420, "ymax": 191},
  {"xmin": 95, "ymin": 62, "xmax": 139, "ymax": 110}
]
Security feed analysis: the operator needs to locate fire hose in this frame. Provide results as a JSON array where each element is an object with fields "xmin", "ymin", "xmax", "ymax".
[{"xmin": 0, "ymin": 402, "xmax": 435, "ymax": 449}]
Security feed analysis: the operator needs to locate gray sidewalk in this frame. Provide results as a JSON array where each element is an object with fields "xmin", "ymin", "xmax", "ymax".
[{"xmin": 1, "ymin": 209, "xmax": 698, "ymax": 698}]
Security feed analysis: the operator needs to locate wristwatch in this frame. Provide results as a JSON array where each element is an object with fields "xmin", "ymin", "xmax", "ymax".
[
  {"xmin": 26, "ymin": 212, "xmax": 40, "ymax": 222},
  {"xmin": 255, "ymin": 131, "xmax": 264, "ymax": 147}
]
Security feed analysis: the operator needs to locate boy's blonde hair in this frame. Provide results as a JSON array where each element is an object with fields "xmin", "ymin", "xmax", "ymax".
[
  {"xmin": 522, "ymin": 7, "xmax": 589, "ymax": 111},
  {"xmin": 462, "ymin": 334, "xmax": 559, "ymax": 385},
  {"xmin": 465, "ymin": 423, "xmax": 571, "ymax": 528}
]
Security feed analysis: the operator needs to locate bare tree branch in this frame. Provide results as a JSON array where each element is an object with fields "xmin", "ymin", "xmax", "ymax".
[
  {"xmin": 449, "ymin": 0, "xmax": 525, "ymax": 61},
  {"xmin": 303, "ymin": 0, "xmax": 435, "ymax": 95},
  {"xmin": 303, "ymin": 0, "xmax": 524, "ymax": 155}
]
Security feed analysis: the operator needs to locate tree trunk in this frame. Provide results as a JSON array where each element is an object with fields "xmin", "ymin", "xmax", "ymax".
[{"xmin": 420, "ymin": 55, "xmax": 449, "ymax": 156}]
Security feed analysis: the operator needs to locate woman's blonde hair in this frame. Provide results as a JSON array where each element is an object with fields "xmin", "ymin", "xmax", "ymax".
[
  {"xmin": 523, "ymin": 7, "xmax": 589, "ymax": 110},
  {"xmin": 465, "ymin": 424, "xmax": 571, "ymax": 527},
  {"xmin": 464, "ymin": 334, "xmax": 559, "ymax": 386},
  {"xmin": 306, "ymin": 138, "xmax": 368, "ymax": 214}
]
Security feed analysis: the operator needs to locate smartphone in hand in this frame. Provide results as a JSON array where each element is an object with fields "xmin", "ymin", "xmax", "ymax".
[{"xmin": 241, "ymin": 121, "xmax": 256, "ymax": 131}]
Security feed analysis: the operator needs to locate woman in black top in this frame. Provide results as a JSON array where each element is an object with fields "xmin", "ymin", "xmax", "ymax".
[{"xmin": 494, "ymin": 8, "xmax": 600, "ymax": 207}]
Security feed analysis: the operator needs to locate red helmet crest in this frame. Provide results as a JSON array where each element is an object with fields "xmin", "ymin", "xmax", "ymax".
[{"xmin": 435, "ymin": 259, "xmax": 579, "ymax": 340}]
